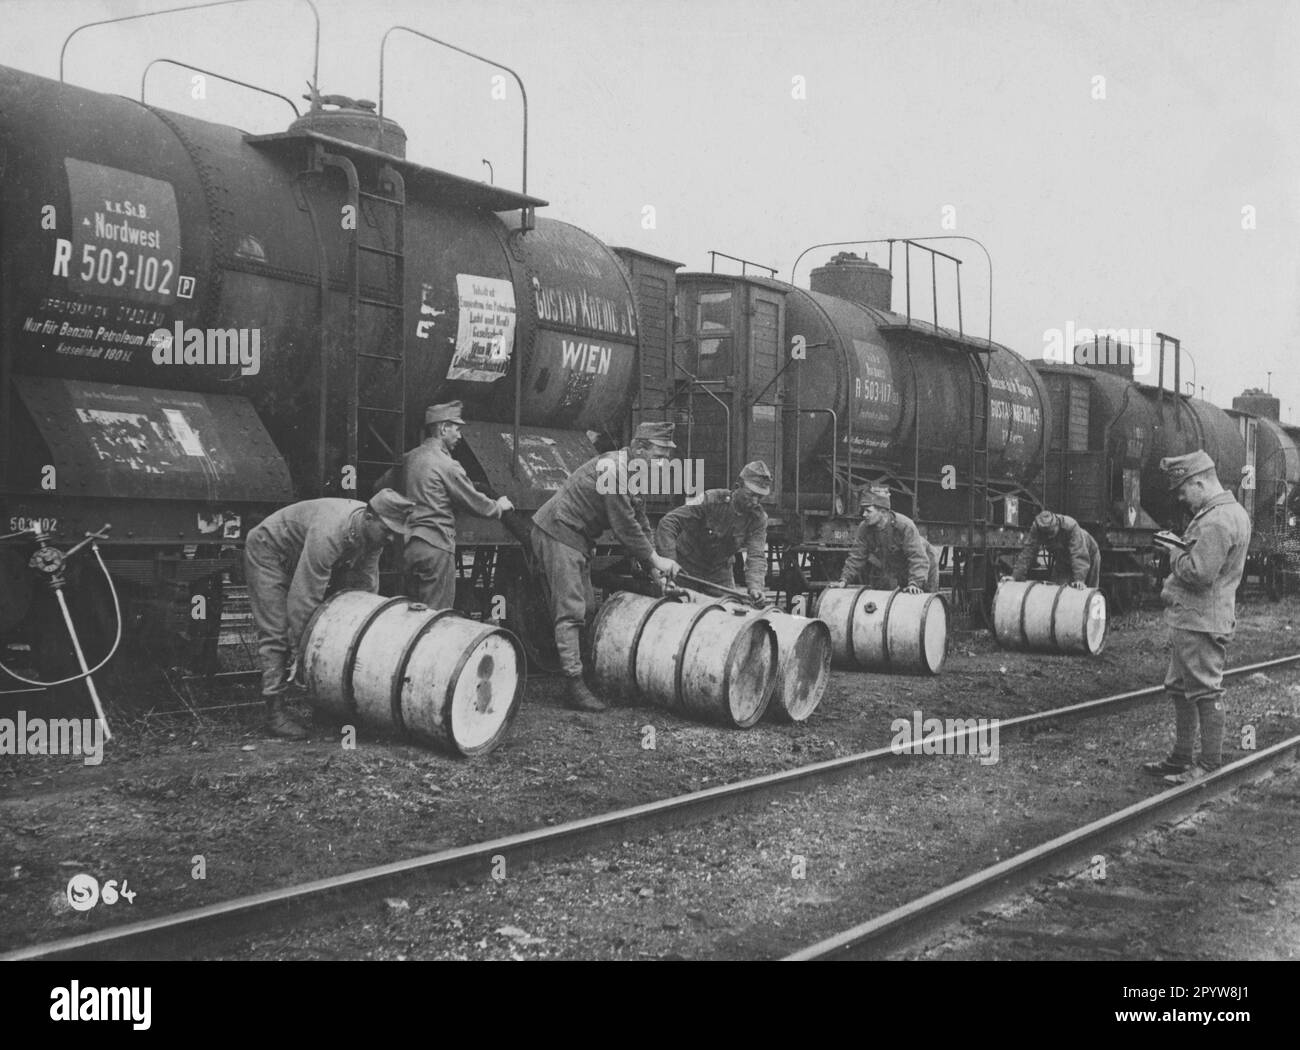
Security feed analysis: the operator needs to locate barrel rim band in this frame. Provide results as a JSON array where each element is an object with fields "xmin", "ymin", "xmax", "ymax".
[
  {"xmin": 1018, "ymin": 581, "xmax": 1038, "ymax": 650},
  {"xmin": 917, "ymin": 593, "xmax": 937, "ymax": 674},
  {"xmin": 673, "ymin": 602, "xmax": 723, "ymax": 714},
  {"xmin": 1047, "ymin": 585, "xmax": 1067, "ymax": 650},
  {"xmin": 490, "ymin": 629, "xmax": 529, "ymax": 754},
  {"xmin": 443, "ymin": 624, "xmax": 527, "ymax": 757},
  {"xmin": 390, "ymin": 607, "xmax": 458, "ymax": 738},
  {"xmin": 626, "ymin": 596, "xmax": 677, "ymax": 703},
  {"xmin": 1083, "ymin": 588, "xmax": 1107, "ymax": 655},
  {"xmin": 844, "ymin": 586, "xmax": 862, "ymax": 665},
  {"xmin": 341, "ymin": 594, "xmax": 408, "ymax": 719},
  {"xmin": 720, "ymin": 617, "xmax": 777, "ymax": 728},
  {"xmin": 878, "ymin": 588, "xmax": 899, "ymax": 670},
  {"xmin": 630, "ymin": 597, "xmax": 690, "ymax": 699}
]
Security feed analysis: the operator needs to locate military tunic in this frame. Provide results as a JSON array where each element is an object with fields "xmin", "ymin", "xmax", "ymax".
[
  {"xmin": 841, "ymin": 511, "xmax": 931, "ymax": 591},
  {"xmin": 394, "ymin": 439, "xmax": 502, "ymax": 608},
  {"xmin": 1011, "ymin": 514, "xmax": 1101, "ymax": 587},
  {"xmin": 1160, "ymin": 489, "xmax": 1251, "ymax": 769},
  {"xmin": 243, "ymin": 499, "xmax": 383, "ymax": 697},
  {"xmin": 531, "ymin": 449, "xmax": 659, "ymax": 677},
  {"xmin": 655, "ymin": 488, "xmax": 768, "ymax": 590}
]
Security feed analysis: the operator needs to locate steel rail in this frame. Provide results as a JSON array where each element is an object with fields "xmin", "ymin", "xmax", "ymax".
[
  {"xmin": 5, "ymin": 653, "xmax": 1298, "ymax": 961},
  {"xmin": 785, "ymin": 730, "xmax": 1300, "ymax": 961}
]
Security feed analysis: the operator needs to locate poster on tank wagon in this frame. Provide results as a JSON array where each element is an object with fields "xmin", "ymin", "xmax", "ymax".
[{"xmin": 449, "ymin": 274, "xmax": 517, "ymax": 382}]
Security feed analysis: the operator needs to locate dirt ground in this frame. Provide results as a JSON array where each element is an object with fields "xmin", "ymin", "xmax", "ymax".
[{"xmin": 3, "ymin": 594, "xmax": 1299, "ymax": 957}]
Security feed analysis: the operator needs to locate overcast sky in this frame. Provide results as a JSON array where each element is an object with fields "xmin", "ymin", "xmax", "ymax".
[{"xmin": 4, "ymin": 0, "xmax": 1297, "ymax": 421}]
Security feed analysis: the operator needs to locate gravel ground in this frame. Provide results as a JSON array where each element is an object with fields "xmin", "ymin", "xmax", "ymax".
[
  {"xmin": 907, "ymin": 761, "xmax": 1300, "ymax": 961},
  {"xmin": 216, "ymin": 657, "xmax": 1300, "ymax": 960},
  {"xmin": 3, "ymin": 595, "xmax": 1299, "ymax": 957}
]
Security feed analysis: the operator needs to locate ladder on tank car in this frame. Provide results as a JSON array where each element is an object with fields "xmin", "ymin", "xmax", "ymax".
[
  {"xmin": 964, "ymin": 353, "xmax": 993, "ymax": 620},
  {"xmin": 316, "ymin": 150, "xmax": 409, "ymax": 592}
]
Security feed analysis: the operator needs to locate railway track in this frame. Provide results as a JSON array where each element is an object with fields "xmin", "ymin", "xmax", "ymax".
[
  {"xmin": 5, "ymin": 652, "xmax": 1298, "ymax": 961},
  {"xmin": 785, "ymin": 731, "xmax": 1300, "ymax": 959}
]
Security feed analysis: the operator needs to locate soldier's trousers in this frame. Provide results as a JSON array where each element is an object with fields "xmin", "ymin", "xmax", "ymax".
[
  {"xmin": 243, "ymin": 528, "xmax": 293, "ymax": 699},
  {"xmin": 530, "ymin": 529, "xmax": 595, "ymax": 678},
  {"xmin": 1165, "ymin": 627, "xmax": 1229, "ymax": 769},
  {"xmin": 405, "ymin": 538, "xmax": 457, "ymax": 610}
]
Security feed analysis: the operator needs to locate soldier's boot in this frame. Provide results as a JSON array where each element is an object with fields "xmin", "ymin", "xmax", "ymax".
[
  {"xmin": 566, "ymin": 676, "xmax": 607, "ymax": 713},
  {"xmin": 265, "ymin": 696, "xmax": 309, "ymax": 739}
]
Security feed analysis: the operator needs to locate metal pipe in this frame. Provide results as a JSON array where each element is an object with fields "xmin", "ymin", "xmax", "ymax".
[
  {"xmin": 513, "ymin": 310, "xmax": 522, "ymax": 477},
  {"xmin": 956, "ymin": 260, "xmax": 963, "ymax": 340},
  {"xmin": 790, "ymin": 235, "xmax": 992, "ymax": 347},
  {"xmin": 297, "ymin": 169, "xmax": 331, "ymax": 496},
  {"xmin": 905, "ymin": 241, "xmax": 911, "ymax": 323},
  {"xmin": 706, "ymin": 250, "xmax": 777, "ymax": 277},
  {"xmin": 54, "ymin": 588, "xmax": 112, "ymax": 741},
  {"xmin": 62, "ymin": 0, "xmax": 319, "ymax": 88},
  {"xmin": 140, "ymin": 59, "xmax": 300, "ymax": 115},
  {"xmin": 931, "ymin": 250, "xmax": 938, "ymax": 329},
  {"xmin": 377, "ymin": 25, "xmax": 528, "ymax": 222}
]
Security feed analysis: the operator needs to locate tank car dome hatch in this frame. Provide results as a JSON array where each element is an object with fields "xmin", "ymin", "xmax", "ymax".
[
  {"xmin": 810, "ymin": 252, "xmax": 893, "ymax": 312},
  {"xmin": 288, "ymin": 93, "xmax": 407, "ymax": 158},
  {"xmin": 1068, "ymin": 336, "xmax": 1137, "ymax": 381},
  {"xmin": 1233, "ymin": 387, "xmax": 1281, "ymax": 421}
]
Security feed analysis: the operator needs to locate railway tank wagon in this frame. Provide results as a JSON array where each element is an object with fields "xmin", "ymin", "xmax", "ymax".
[
  {"xmin": 659, "ymin": 252, "xmax": 1051, "ymax": 614},
  {"xmin": 1228, "ymin": 388, "xmax": 1300, "ymax": 596},
  {"xmin": 0, "ymin": 63, "xmax": 645, "ymax": 665},
  {"xmin": 1028, "ymin": 341, "xmax": 1247, "ymax": 608}
]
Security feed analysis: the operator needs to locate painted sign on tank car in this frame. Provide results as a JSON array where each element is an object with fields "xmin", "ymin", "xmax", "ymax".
[
  {"xmin": 528, "ymin": 221, "xmax": 638, "ymax": 341},
  {"xmin": 850, "ymin": 337, "xmax": 903, "ymax": 435},
  {"xmin": 18, "ymin": 160, "xmax": 186, "ymax": 371},
  {"xmin": 986, "ymin": 358, "xmax": 1045, "ymax": 478}
]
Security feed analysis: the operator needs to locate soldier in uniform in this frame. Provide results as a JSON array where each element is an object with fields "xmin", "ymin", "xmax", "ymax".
[
  {"xmin": 243, "ymin": 489, "xmax": 415, "ymax": 738},
  {"xmin": 1142, "ymin": 450, "xmax": 1251, "ymax": 783},
  {"xmin": 1009, "ymin": 509, "xmax": 1101, "ymax": 588},
  {"xmin": 531, "ymin": 421, "xmax": 682, "ymax": 711},
  {"xmin": 380, "ymin": 401, "xmax": 513, "ymax": 609},
  {"xmin": 655, "ymin": 460, "xmax": 773, "ymax": 602},
  {"xmin": 835, "ymin": 485, "xmax": 930, "ymax": 593}
]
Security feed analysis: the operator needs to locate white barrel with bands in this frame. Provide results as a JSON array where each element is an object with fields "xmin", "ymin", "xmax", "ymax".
[
  {"xmin": 747, "ymin": 607, "xmax": 832, "ymax": 722},
  {"xmin": 590, "ymin": 590, "xmax": 680, "ymax": 703},
  {"xmin": 301, "ymin": 590, "xmax": 525, "ymax": 756},
  {"xmin": 991, "ymin": 580, "xmax": 1108, "ymax": 655},
  {"xmin": 813, "ymin": 586, "xmax": 948, "ymax": 675},
  {"xmin": 591, "ymin": 591, "xmax": 778, "ymax": 727}
]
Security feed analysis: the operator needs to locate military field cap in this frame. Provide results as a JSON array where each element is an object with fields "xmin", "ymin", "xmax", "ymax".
[
  {"xmin": 860, "ymin": 485, "xmax": 892, "ymax": 510},
  {"xmin": 633, "ymin": 420, "xmax": 676, "ymax": 448},
  {"xmin": 368, "ymin": 488, "xmax": 416, "ymax": 535},
  {"xmin": 1161, "ymin": 449, "xmax": 1216, "ymax": 491},
  {"xmin": 739, "ymin": 460, "xmax": 774, "ymax": 495},
  {"xmin": 425, "ymin": 401, "xmax": 466, "ymax": 426},
  {"xmin": 1033, "ymin": 510, "xmax": 1060, "ymax": 534}
]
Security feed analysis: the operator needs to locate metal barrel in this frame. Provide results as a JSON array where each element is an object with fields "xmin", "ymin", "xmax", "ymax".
[
  {"xmin": 590, "ymin": 590, "xmax": 682, "ymax": 703},
  {"xmin": 812, "ymin": 586, "xmax": 948, "ymax": 675},
  {"xmin": 591, "ymin": 590, "xmax": 778, "ymax": 727},
  {"xmin": 991, "ymin": 581, "xmax": 1108, "ymax": 656},
  {"xmin": 300, "ymin": 590, "xmax": 526, "ymax": 756},
  {"xmin": 747, "ymin": 607, "xmax": 832, "ymax": 722}
]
